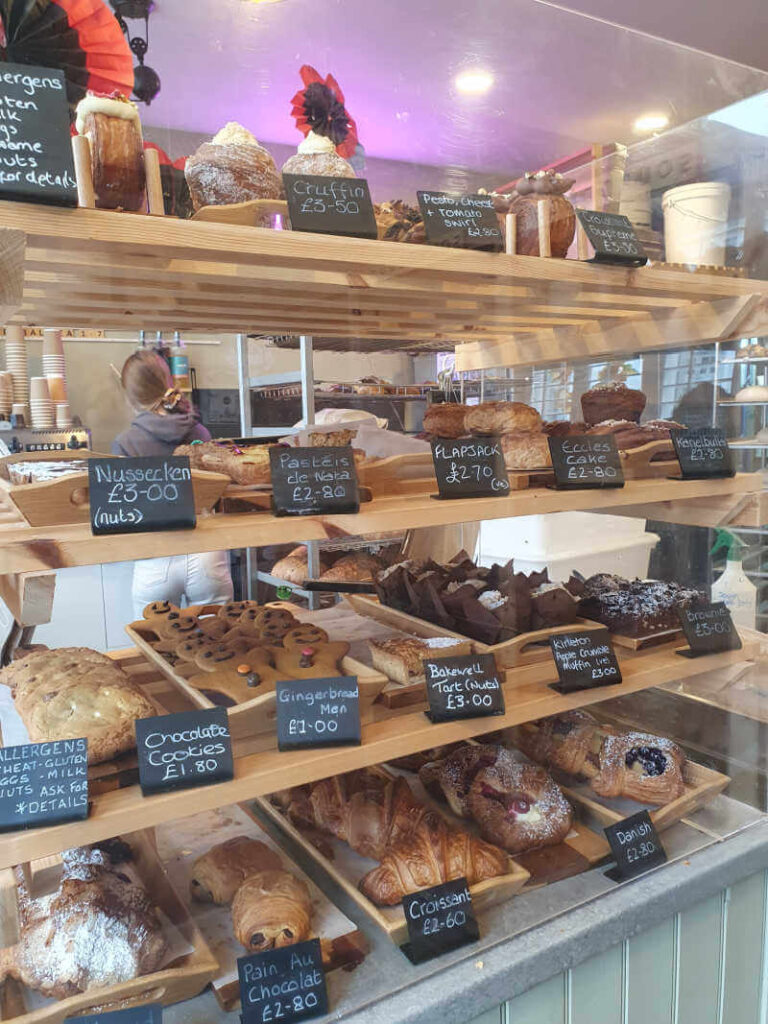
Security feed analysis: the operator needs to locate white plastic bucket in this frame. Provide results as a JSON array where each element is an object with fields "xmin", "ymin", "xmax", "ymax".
[
  {"xmin": 662, "ymin": 181, "xmax": 731, "ymax": 265},
  {"xmin": 620, "ymin": 181, "xmax": 651, "ymax": 229}
]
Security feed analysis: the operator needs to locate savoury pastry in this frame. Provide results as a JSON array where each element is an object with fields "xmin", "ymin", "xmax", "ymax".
[
  {"xmin": 190, "ymin": 836, "xmax": 283, "ymax": 904},
  {"xmin": 1, "ymin": 648, "xmax": 156, "ymax": 764}
]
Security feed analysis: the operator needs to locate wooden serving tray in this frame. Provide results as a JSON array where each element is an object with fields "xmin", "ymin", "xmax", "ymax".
[
  {"xmin": 126, "ymin": 604, "xmax": 389, "ymax": 742},
  {"xmin": 155, "ymin": 803, "xmax": 367, "ymax": 1012},
  {"xmin": 191, "ymin": 198, "xmax": 289, "ymax": 227},
  {"xmin": 344, "ymin": 593, "xmax": 604, "ymax": 672},
  {"xmin": 259, "ymin": 763, "xmax": 610, "ymax": 943},
  {"xmin": 0, "ymin": 450, "xmax": 230, "ymax": 527},
  {"xmin": 0, "ymin": 829, "xmax": 218, "ymax": 1024},
  {"xmin": 620, "ymin": 439, "xmax": 678, "ymax": 480}
]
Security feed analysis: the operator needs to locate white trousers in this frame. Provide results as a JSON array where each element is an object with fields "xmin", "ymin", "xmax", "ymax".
[{"xmin": 132, "ymin": 551, "xmax": 234, "ymax": 620}]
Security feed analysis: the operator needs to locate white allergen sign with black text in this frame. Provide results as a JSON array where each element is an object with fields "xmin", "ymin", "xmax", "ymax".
[{"xmin": 424, "ymin": 653, "xmax": 505, "ymax": 723}]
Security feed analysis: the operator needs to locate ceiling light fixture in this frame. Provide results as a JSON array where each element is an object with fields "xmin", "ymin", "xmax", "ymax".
[
  {"xmin": 633, "ymin": 113, "xmax": 669, "ymax": 134},
  {"xmin": 455, "ymin": 69, "xmax": 494, "ymax": 95}
]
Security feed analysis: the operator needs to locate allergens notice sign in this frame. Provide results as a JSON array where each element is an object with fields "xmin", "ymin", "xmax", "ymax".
[{"xmin": 0, "ymin": 63, "xmax": 77, "ymax": 206}]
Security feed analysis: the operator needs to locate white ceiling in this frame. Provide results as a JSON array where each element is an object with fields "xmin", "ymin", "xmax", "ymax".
[{"xmin": 143, "ymin": 0, "xmax": 768, "ymax": 176}]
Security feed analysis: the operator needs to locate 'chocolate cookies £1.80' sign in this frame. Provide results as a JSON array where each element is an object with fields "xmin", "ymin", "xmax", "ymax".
[
  {"xmin": 283, "ymin": 173, "xmax": 377, "ymax": 239},
  {"xmin": 88, "ymin": 457, "xmax": 196, "ymax": 535},
  {"xmin": 0, "ymin": 737, "xmax": 88, "ymax": 833},
  {"xmin": 0, "ymin": 62, "xmax": 77, "ymax": 206},
  {"xmin": 135, "ymin": 708, "xmax": 234, "ymax": 796},
  {"xmin": 548, "ymin": 434, "xmax": 625, "ymax": 490},
  {"xmin": 418, "ymin": 191, "xmax": 503, "ymax": 251},
  {"xmin": 431, "ymin": 437, "xmax": 510, "ymax": 499},
  {"xmin": 270, "ymin": 446, "xmax": 360, "ymax": 516}
]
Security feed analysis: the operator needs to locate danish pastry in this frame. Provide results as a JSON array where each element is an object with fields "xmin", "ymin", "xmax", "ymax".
[
  {"xmin": 467, "ymin": 749, "xmax": 574, "ymax": 854},
  {"xmin": 592, "ymin": 732, "xmax": 686, "ymax": 804}
]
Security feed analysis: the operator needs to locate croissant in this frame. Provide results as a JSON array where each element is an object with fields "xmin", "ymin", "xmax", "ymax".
[
  {"xmin": 282, "ymin": 770, "xmax": 430, "ymax": 860},
  {"xmin": 231, "ymin": 869, "xmax": 312, "ymax": 953},
  {"xmin": 512, "ymin": 710, "xmax": 606, "ymax": 779},
  {"xmin": 190, "ymin": 836, "xmax": 283, "ymax": 904},
  {"xmin": 358, "ymin": 809, "xmax": 509, "ymax": 906}
]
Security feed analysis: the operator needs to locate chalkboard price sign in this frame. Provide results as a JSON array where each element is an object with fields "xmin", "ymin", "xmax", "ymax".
[
  {"xmin": 270, "ymin": 446, "xmax": 360, "ymax": 516},
  {"xmin": 401, "ymin": 878, "xmax": 479, "ymax": 964},
  {"xmin": 418, "ymin": 191, "xmax": 503, "ymax": 251},
  {"xmin": 549, "ymin": 628, "xmax": 623, "ymax": 693},
  {"xmin": 576, "ymin": 209, "xmax": 647, "ymax": 266},
  {"xmin": 424, "ymin": 653, "xmax": 505, "ymax": 723},
  {"xmin": 135, "ymin": 708, "xmax": 234, "ymax": 796},
  {"xmin": 605, "ymin": 811, "xmax": 667, "ymax": 881},
  {"xmin": 0, "ymin": 63, "xmax": 77, "ymax": 207},
  {"xmin": 548, "ymin": 434, "xmax": 625, "ymax": 490},
  {"xmin": 65, "ymin": 1004, "xmax": 162, "ymax": 1024},
  {"xmin": 677, "ymin": 601, "xmax": 742, "ymax": 658},
  {"xmin": 431, "ymin": 437, "xmax": 510, "ymax": 499},
  {"xmin": 0, "ymin": 737, "xmax": 88, "ymax": 833},
  {"xmin": 283, "ymin": 173, "xmax": 377, "ymax": 239},
  {"xmin": 671, "ymin": 427, "xmax": 734, "ymax": 479},
  {"xmin": 88, "ymin": 457, "xmax": 196, "ymax": 536},
  {"xmin": 276, "ymin": 677, "xmax": 361, "ymax": 751},
  {"xmin": 238, "ymin": 938, "xmax": 328, "ymax": 1024}
]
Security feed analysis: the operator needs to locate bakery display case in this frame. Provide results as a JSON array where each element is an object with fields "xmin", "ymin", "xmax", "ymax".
[{"xmin": 0, "ymin": 1, "xmax": 766, "ymax": 1022}]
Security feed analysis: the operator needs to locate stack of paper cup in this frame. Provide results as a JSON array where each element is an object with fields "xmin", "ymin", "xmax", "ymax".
[
  {"xmin": 42, "ymin": 329, "xmax": 67, "ymax": 397},
  {"xmin": 5, "ymin": 325, "xmax": 28, "ymax": 407},
  {"xmin": 56, "ymin": 402, "xmax": 72, "ymax": 428},
  {"xmin": 11, "ymin": 403, "xmax": 27, "ymax": 426},
  {"xmin": 0, "ymin": 372, "xmax": 12, "ymax": 419},
  {"xmin": 30, "ymin": 377, "xmax": 54, "ymax": 429}
]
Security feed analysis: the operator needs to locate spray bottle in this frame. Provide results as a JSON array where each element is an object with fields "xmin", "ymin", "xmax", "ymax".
[
  {"xmin": 711, "ymin": 529, "xmax": 756, "ymax": 629},
  {"xmin": 169, "ymin": 330, "xmax": 190, "ymax": 390}
]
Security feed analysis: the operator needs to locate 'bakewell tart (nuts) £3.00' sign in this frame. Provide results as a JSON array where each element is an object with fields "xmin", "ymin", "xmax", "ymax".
[
  {"xmin": 424, "ymin": 653, "xmax": 505, "ymax": 723},
  {"xmin": 431, "ymin": 437, "xmax": 510, "ymax": 499}
]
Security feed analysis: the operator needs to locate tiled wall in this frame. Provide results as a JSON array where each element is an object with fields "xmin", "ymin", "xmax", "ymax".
[{"xmin": 466, "ymin": 870, "xmax": 767, "ymax": 1024}]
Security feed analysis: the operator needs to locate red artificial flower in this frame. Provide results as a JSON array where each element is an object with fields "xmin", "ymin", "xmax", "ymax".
[{"xmin": 290, "ymin": 64, "xmax": 358, "ymax": 158}]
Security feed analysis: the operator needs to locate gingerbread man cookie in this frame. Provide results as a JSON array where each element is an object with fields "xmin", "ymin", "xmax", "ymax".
[
  {"xmin": 217, "ymin": 601, "xmax": 258, "ymax": 628},
  {"xmin": 282, "ymin": 624, "xmax": 329, "ymax": 649},
  {"xmin": 189, "ymin": 647, "xmax": 285, "ymax": 704},
  {"xmin": 272, "ymin": 640, "xmax": 349, "ymax": 680},
  {"xmin": 142, "ymin": 600, "xmax": 181, "ymax": 626}
]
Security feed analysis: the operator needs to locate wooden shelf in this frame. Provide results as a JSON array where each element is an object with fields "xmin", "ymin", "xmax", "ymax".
[
  {"xmin": 0, "ymin": 474, "xmax": 760, "ymax": 574},
  {"xmin": 0, "ymin": 635, "xmax": 757, "ymax": 870},
  {"xmin": 0, "ymin": 203, "xmax": 766, "ymax": 355}
]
